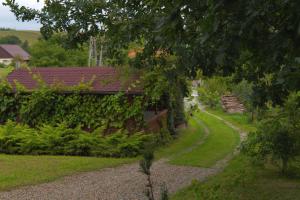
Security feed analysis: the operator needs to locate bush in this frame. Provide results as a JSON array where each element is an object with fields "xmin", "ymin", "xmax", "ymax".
[
  {"xmin": 242, "ymin": 92, "xmax": 300, "ymax": 173},
  {"xmin": 0, "ymin": 121, "xmax": 153, "ymax": 157},
  {"xmin": 197, "ymin": 76, "xmax": 232, "ymax": 108}
]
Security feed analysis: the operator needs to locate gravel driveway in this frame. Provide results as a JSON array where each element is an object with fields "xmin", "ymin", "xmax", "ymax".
[{"xmin": 0, "ymin": 112, "xmax": 245, "ymax": 200}]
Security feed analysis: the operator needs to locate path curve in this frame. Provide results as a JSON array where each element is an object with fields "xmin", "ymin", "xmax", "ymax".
[{"xmin": 0, "ymin": 112, "xmax": 245, "ymax": 200}]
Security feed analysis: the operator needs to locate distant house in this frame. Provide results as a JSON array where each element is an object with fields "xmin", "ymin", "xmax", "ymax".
[{"xmin": 0, "ymin": 45, "xmax": 30, "ymax": 66}]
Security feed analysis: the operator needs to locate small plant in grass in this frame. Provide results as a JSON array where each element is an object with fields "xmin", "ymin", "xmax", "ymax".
[{"xmin": 139, "ymin": 149, "xmax": 169, "ymax": 200}]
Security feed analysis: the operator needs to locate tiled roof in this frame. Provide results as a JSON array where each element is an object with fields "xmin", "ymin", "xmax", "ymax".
[
  {"xmin": 0, "ymin": 45, "xmax": 30, "ymax": 60},
  {"xmin": 7, "ymin": 67, "xmax": 143, "ymax": 94}
]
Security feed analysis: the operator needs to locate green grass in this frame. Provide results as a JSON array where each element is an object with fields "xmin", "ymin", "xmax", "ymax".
[
  {"xmin": 155, "ymin": 117, "xmax": 206, "ymax": 159},
  {"xmin": 206, "ymin": 108, "xmax": 256, "ymax": 133},
  {"xmin": 0, "ymin": 30, "xmax": 40, "ymax": 45},
  {"xmin": 172, "ymin": 109, "xmax": 300, "ymax": 200},
  {"xmin": 172, "ymin": 155, "xmax": 300, "ymax": 200},
  {"xmin": 0, "ymin": 155, "xmax": 135, "ymax": 191},
  {"xmin": 169, "ymin": 111, "xmax": 240, "ymax": 167}
]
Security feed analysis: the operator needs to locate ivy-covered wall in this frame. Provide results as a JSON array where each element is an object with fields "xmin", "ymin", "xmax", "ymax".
[{"xmin": 0, "ymin": 82, "xmax": 144, "ymax": 131}]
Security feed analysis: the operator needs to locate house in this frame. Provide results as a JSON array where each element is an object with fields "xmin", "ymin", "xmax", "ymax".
[
  {"xmin": 0, "ymin": 45, "xmax": 30, "ymax": 66},
  {"xmin": 7, "ymin": 67, "xmax": 167, "ymax": 132},
  {"xmin": 7, "ymin": 67, "xmax": 142, "ymax": 94}
]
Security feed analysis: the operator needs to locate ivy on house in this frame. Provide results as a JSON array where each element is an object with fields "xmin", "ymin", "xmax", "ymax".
[{"xmin": 0, "ymin": 81, "xmax": 144, "ymax": 131}]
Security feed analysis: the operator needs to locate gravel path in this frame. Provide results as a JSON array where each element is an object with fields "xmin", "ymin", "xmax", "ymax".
[{"xmin": 0, "ymin": 113, "xmax": 245, "ymax": 200}]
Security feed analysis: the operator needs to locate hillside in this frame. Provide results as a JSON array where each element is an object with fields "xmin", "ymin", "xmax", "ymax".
[{"xmin": 0, "ymin": 30, "xmax": 40, "ymax": 45}]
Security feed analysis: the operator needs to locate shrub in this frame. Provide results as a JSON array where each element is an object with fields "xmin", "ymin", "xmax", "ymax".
[
  {"xmin": 0, "ymin": 122, "xmax": 153, "ymax": 157},
  {"xmin": 242, "ymin": 92, "xmax": 300, "ymax": 173},
  {"xmin": 197, "ymin": 76, "xmax": 232, "ymax": 108}
]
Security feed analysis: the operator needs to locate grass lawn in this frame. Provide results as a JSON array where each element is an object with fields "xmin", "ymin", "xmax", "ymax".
[
  {"xmin": 0, "ymin": 155, "xmax": 135, "ymax": 191},
  {"xmin": 0, "ymin": 30, "xmax": 40, "ymax": 45},
  {"xmin": 206, "ymin": 108, "xmax": 256, "ymax": 133},
  {"xmin": 169, "ymin": 111, "xmax": 240, "ymax": 167},
  {"xmin": 172, "ymin": 109, "xmax": 300, "ymax": 200},
  {"xmin": 155, "ymin": 116, "xmax": 206, "ymax": 159}
]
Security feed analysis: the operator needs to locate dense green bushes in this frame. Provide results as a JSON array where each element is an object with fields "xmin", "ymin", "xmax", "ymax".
[
  {"xmin": 242, "ymin": 92, "xmax": 300, "ymax": 173},
  {"xmin": 0, "ymin": 82, "xmax": 144, "ymax": 131},
  {"xmin": 0, "ymin": 121, "xmax": 152, "ymax": 157},
  {"xmin": 197, "ymin": 76, "xmax": 232, "ymax": 108}
]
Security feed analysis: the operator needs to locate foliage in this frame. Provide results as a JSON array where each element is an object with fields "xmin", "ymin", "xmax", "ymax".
[
  {"xmin": 140, "ymin": 149, "xmax": 169, "ymax": 200},
  {"xmin": 140, "ymin": 149, "xmax": 155, "ymax": 200},
  {"xmin": 0, "ymin": 121, "xmax": 152, "ymax": 157},
  {"xmin": 0, "ymin": 35, "xmax": 21, "ymax": 44},
  {"xmin": 0, "ymin": 81, "xmax": 144, "ymax": 131},
  {"xmin": 5, "ymin": 0, "xmax": 300, "ymax": 106},
  {"xmin": 242, "ymin": 92, "xmax": 300, "ymax": 173},
  {"xmin": 29, "ymin": 36, "xmax": 88, "ymax": 67},
  {"xmin": 142, "ymin": 55, "xmax": 188, "ymax": 134},
  {"xmin": 197, "ymin": 76, "xmax": 231, "ymax": 108},
  {"xmin": 232, "ymin": 79, "xmax": 256, "ymax": 120}
]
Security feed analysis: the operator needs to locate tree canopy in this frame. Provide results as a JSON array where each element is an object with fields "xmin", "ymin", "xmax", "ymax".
[{"xmin": 4, "ymin": 0, "xmax": 300, "ymax": 105}]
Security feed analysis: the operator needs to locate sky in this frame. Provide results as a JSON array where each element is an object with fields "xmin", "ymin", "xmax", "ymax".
[{"xmin": 0, "ymin": 0, "xmax": 44, "ymax": 30}]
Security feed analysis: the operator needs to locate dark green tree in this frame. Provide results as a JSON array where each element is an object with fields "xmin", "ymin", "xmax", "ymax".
[
  {"xmin": 29, "ymin": 35, "xmax": 88, "ymax": 67},
  {"xmin": 0, "ymin": 35, "xmax": 22, "ymax": 44}
]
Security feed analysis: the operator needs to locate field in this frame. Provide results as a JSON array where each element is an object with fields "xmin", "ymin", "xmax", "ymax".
[{"xmin": 0, "ymin": 30, "xmax": 40, "ymax": 45}]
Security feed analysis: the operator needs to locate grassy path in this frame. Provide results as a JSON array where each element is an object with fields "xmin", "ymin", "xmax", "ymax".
[
  {"xmin": 172, "ymin": 110, "xmax": 300, "ymax": 200},
  {"xmin": 156, "ymin": 117, "xmax": 206, "ymax": 159},
  {"xmin": 169, "ymin": 111, "xmax": 240, "ymax": 167}
]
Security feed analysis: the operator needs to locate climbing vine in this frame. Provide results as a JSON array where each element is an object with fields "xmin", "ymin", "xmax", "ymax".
[{"xmin": 0, "ymin": 81, "xmax": 144, "ymax": 131}]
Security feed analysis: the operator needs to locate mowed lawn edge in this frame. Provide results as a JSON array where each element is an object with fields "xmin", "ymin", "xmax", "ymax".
[
  {"xmin": 169, "ymin": 111, "xmax": 240, "ymax": 168},
  {"xmin": 0, "ymin": 155, "xmax": 136, "ymax": 191}
]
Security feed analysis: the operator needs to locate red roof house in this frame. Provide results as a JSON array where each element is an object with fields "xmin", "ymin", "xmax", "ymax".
[
  {"xmin": 7, "ymin": 67, "xmax": 143, "ymax": 94},
  {"xmin": 0, "ymin": 45, "xmax": 30, "ymax": 61}
]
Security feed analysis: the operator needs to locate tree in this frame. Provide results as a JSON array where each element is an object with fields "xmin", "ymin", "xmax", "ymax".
[
  {"xmin": 140, "ymin": 149, "xmax": 169, "ymax": 200},
  {"xmin": 29, "ymin": 36, "xmax": 88, "ymax": 67},
  {"xmin": 242, "ymin": 92, "xmax": 300, "ymax": 173},
  {"xmin": 0, "ymin": 35, "xmax": 22, "ymax": 45},
  {"xmin": 5, "ymin": 0, "xmax": 300, "ymax": 107}
]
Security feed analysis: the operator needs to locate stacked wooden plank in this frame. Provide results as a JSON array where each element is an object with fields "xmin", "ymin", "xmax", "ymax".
[{"xmin": 221, "ymin": 95, "xmax": 246, "ymax": 113}]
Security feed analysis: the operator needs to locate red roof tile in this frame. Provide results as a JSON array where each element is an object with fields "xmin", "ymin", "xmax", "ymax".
[
  {"xmin": 7, "ymin": 67, "xmax": 143, "ymax": 94},
  {"xmin": 0, "ymin": 45, "xmax": 30, "ymax": 60}
]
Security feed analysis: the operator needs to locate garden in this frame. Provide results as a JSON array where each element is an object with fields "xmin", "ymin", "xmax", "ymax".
[{"xmin": 0, "ymin": 0, "xmax": 300, "ymax": 199}]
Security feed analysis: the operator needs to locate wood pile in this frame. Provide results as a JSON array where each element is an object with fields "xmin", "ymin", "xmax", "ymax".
[{"xmin": 221, "ymin": 95, "xmax": 246, "ymax": 113}]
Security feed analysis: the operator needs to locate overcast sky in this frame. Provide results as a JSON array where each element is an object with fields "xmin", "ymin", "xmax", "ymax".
[{"xmin": 0, "ymin": 0, "xmax": 44, "ymax": 30}]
